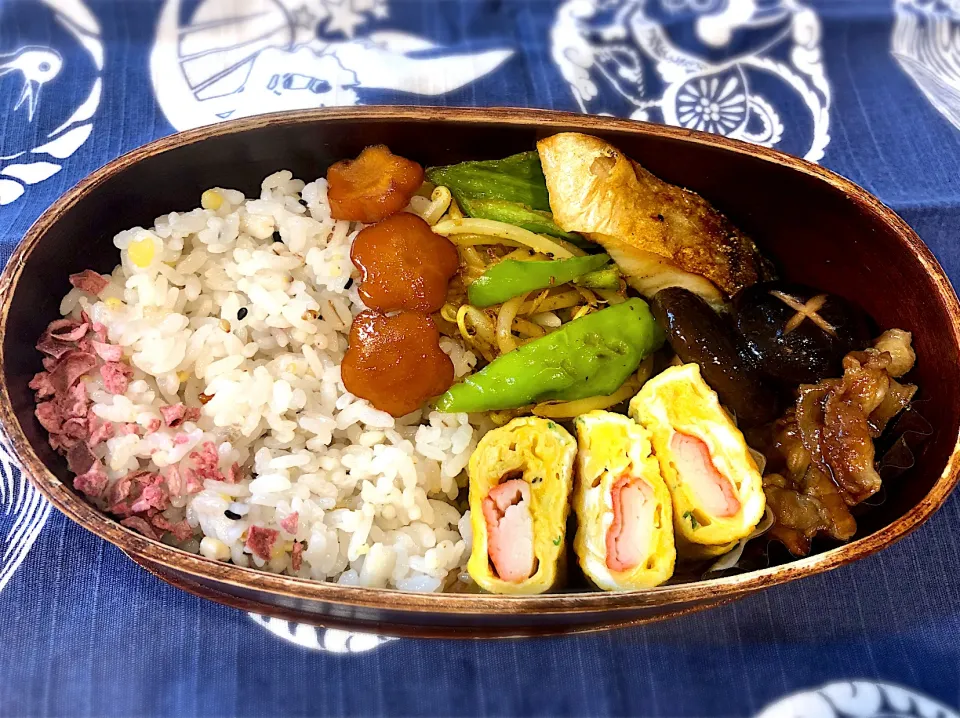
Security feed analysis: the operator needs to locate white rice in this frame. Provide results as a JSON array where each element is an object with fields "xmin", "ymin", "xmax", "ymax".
[{"xmin": 58, "ymin": 171, "xmax": 486, "ymax": 592}]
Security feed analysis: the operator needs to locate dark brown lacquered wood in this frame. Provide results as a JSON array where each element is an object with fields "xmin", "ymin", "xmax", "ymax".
[{"xmin": 1, "ymin": 106, "xmax": 958, "ymax": 638}]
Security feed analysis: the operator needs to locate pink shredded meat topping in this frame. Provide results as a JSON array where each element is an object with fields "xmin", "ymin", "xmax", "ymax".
[
  {"xmin": 159, "ymin": 404, "xmax": 199, "ymax": 428},
  {"xmin": 166, "ymin": 464, "xmax": 183, "ymax": 495},
  {"xmin": 183, "ymin": 469, "xmax": 204, "ymax": 494},
  {"xmin": 73, "ymin": 460, "xmax": 108, "ymax": 499},
  {"xmin": 69, "ymin": 270, "xmax": 109, "ymax": 295},
  {"xmin": 100, "ymin": 361, "xmax": 133, "ymax": 394},
  {"xmin": 279, "ymin": 512, "xmax": 299, "ymax": 535},
  {"xmin": 29, "ymin": 371, "xmax": 55, "ymax": 398},
  {"xmin": 291, "ymin": 541, "xmax": 304, "ymax": 571},
  {"xmin": 129, "ymin": 475, "xmax": 169, "ymax": 514},
  {"xmin": 246, "ymin": 526, "xmax": 279, "ymax": 561},
  {"xmin": 91, "ymin": 340, "xmax": 122, "ymax": 362},
  {"xmin": 31, "ymin": 314, "xmax": 223, "ymax": 548},
  {"xmin": 87, "ymin": 415, "xmax": 114, "ymax": 446},
  {"xmin": 190, "ymin": 442, "xmax": 219, "ymax": 477}
]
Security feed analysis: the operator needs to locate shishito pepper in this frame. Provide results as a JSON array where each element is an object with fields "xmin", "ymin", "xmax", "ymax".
[
  {"xmin": 456, "ymin": 196, "xmax": 583, "ymax": 242},
  {"xmin": 468, "ymin": 253, "xmax": 612, "ymax": 308},
  {"xmin": 426, "ymin": 152, "xmax": 593, "ymax": 246},
  {"xmin": 575, "ymin": 266, "xmax": 622, "ymax": 291},
  {"xmin": 435, "ymin": 299, "xmax": 665, "ymax": 413},
  {"xmin": 426, "ymin": 152, "xmax": 550, "ymax": 210}
]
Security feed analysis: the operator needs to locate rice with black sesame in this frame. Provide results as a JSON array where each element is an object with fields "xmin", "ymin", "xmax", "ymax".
[{"xmin": 39, "ymin": 171, "xmax": 486, "ymax": 592}]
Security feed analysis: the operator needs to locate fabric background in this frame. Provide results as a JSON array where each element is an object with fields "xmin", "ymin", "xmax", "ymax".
[{"xmin": 1, "ymin": 1, "xmax": 960, "ymax": 716}]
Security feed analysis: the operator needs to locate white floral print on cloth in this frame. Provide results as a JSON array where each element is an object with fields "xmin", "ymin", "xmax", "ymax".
[
  {"xmin": 249, "ymin": 613, "xmax": 397, "ymax": 653},
  {"xmin": 893, "ymin": 0, "xmax": 960, "ymax": 132},
  {"xmin": 0, "ymin": 0, "xmax": 103, "ymax": 205},
  {"xmin": 150, "ymin": 0, "xmax": 514, "ymax": 130},
  {"xmin": 0, "ymin": 441, "xmax": 50, "ymax": 593},
  {"xmin": 757, "ymin": 681, "xmax": 960, "ymax": 718},
  {"xmin": 551, "ymin": 0, "xmax": 832, "ymax": 161}
]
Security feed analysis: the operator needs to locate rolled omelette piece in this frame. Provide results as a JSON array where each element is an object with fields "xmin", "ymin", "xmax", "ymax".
[
  {"xmin": 467, "ymin": 416, "xmax": 576, "ymax": 595},
  {"xmin": 629, "ymin": 363, "xmax": 765, "ymax": 549},
  {"xmin": 573, "ymin": 411, "xmax": 675, "ymax": 590}
]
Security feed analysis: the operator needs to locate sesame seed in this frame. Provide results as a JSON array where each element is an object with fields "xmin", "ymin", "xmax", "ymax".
[{"xmin": 237, "ymin": 307, "xmax": 248, "ymax": 320}]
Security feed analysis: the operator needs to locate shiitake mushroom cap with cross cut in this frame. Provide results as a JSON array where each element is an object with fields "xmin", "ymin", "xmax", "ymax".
[{"xmin": 734, "ymin": 282, "xmax": 871, "ymax": 384}]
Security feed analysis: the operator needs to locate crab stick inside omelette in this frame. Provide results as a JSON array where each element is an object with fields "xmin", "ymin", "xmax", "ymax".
[
  {"xmin": 573, "ymin": 411, "xmax": 675, "ymax": 590},
  {"xmin": 467, "ymin": 417, "xmax": 576, "ymax": 595},
  {"xmin": 629, "ymin": 364, "xmax": 765, "ymax": 551}
]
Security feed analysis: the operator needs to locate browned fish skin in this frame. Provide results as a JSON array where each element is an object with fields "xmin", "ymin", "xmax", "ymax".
[{"xmin": 538, "ymin": 133, "xmax": 767, "ymax": 298}]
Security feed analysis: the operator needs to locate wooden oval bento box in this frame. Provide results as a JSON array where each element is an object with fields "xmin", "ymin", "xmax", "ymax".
[{"xmin": 1, "ymin": 107, "xmax": 958, "ymax": 638}]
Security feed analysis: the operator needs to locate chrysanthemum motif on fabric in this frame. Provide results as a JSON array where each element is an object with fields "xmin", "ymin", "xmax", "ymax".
[
  {"xmin": 150, "ymin": 0, "xmax": 515, "ymax": 131},
  {"xmin": 248, "ymin": 613, "xmax": 398, "ymax": 653},
  {"xmin": 756, "ymin": 681, "xmax": 959, "ymax": 718},
  {"xmin": 893, "ymin": 0, "xmax": 960, "ymax": 131},
  {"xmin": 551, "ymin": 0, "xmax": 832, "ymax": 162},
  {"xmin": 0, "ymin": 0, "xmax": 103, "ymax": 206}
]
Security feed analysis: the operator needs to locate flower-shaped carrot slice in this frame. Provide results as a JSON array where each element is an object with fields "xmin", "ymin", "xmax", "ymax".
[
  {"xmin": 350, "ymin": 213, "xmax": 459, "ymax": 313},
  {"xmin": 327, "ymin": 145, "xmax": 424, "ymax": 223},
  {"xmin": 341, "ymin": 310, "xmax": 454, "ymax": 417}
]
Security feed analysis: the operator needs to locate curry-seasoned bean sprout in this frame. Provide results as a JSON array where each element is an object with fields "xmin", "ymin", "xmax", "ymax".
[
  {"xmin": 511, "ymin": 317, "xmax": 547, "ymax": 338},
  {"xmin": 570, "ymin": 305, "xmax": 592, "ymax": 321},
  {"xmin": 456, "ymin": 304, "xmax": 497, "ymax": 361},
  {"xmin": 460, "ymin": 246, "xmax": 486, "ymax": 271},
  {"xmin": 496, "ymin": 293, "xmax": 528, "ymax": 355},
  {"xmin": 576, "ymin": 286, "xmax": 599, "ymax": 305},
  {"xmin": 595, "ymin": 287, "xmax": 627, "ymax": 305},
  {"xmin": 440, "ymin": 303, "xmax": 460, "ymax": 324},
  {"xmin": 448, "ymin": 233, "xmax": 525, "ymax": 249},
  {"xmin": 432, "ymin": 218, "xmax": 583, "ymax": 258},
  {"xmin": 529, "ymin": 311, "xmax": 562, "ymax": 328},
  {"xmin": 420, "ymin": 186, "xmax": 452, "ymax": 225},
  {"xmin": 533, "ymin": 376, "xmax": 642, "ymax": 419},
  {"xmin": 522, "ymin": 289, "xmax": 550, "ymax": 315},
  {"xmin": 519, "ymin": 289, "xmax": 583, "ymax": 314},
  {"xmin": 406, "ymin": 194, "xmax": 433, "ymax": 218}
]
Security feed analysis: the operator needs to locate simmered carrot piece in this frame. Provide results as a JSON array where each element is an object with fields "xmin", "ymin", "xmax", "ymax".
[
  {"xmin": 350, "ymin": 213, "xmax": 459, "ymax": 313},
  {"xmin": 341, "ymin": 310, "xmax": 454, "ymax": 417},
  {"xmin": 327, "ymin": 145, "xmax": 424, "ymax": 223}
]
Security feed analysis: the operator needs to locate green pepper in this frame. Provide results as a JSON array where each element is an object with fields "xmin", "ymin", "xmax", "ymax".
[
  {"xmin": 575, "ymin": 266, "xmax": 622, "ymax": 291},
  {"xmin": 456, "ymin": 196, "xmax": 583, "ymax": 242},
  {"xmin": 426, "ymin": 152, "xmax": 551, "ymax": 211},
  {"xmin": 435, "ymin": 299, "xmax": 665, "ymax": 413},
  {"xmin": 468, "ymin": 254, "xmax": 611, "ymax": 308}
]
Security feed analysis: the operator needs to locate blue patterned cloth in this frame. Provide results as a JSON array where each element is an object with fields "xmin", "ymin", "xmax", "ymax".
[{"xmin": 3, "ymin": 1, "xmax": 960, "ymax": 716}]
